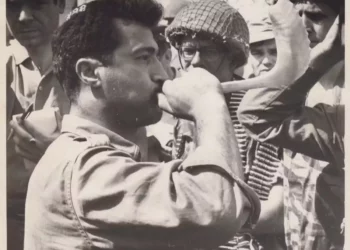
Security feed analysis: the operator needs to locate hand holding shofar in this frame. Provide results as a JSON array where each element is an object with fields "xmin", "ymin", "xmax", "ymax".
[{"xmin": 221, "ymin": 0, "xmax": 311, "ymax": 92}]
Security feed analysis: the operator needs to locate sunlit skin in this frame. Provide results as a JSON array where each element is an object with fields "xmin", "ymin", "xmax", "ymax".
[
  {"xmin": 179, "ymin": 36, "xmax": 237, "ymax": 82},
  {"xmin": 249, "ymin": 39, "xmax": 277, "ymax": 76},
  {"xmin": 76, "ymin": 20, "xmax": 168, "ymax": 129},
  {"xmin": 294, "ymin": 2, "xmax": 337, "ymax": 48}
]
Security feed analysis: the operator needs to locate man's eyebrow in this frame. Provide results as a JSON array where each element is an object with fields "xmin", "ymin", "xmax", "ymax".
[{"xmin": 132, "ymin": 46, "xmax": 157, "ymax": 55}]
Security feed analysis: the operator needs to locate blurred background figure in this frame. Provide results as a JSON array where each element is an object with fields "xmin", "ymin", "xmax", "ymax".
[
  {"xmin": 238, "ymin": 1, "xmax": 345, "ymax": 250},
  {"xmin": 6, "ymin": 0, "xmax": 71, "ymax": 248},
  {"xmin": 290, "ymin": 0, "xmax": 344, "ymax": 107},
  {"xmin": 238, "ymin": 10, "xmax": 345, "ymax": 249},
  {"xmin": 166, "ymin": 0, "xmax": 249, "ymax": 162},
  {"xmin": 247, "ymin": 5, "xmax": 276, "ymax": 77},
  {"xmin": 286, "ymin": 1, "xmax": 345, "ymax": 249}
]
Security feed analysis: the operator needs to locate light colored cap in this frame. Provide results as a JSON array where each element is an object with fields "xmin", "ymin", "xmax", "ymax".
[{"xmin": 246, "ymin": 5, "xmax": 274, "ymax": 44}]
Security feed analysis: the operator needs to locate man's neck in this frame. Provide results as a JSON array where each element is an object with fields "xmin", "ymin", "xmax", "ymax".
[
  {"xmin": 26, "ymin": 42, "xmax": 53, "ymax": 75},
  {"xmin": 70, "ymin": 105, "xmax": 146, "ymax": 147}
]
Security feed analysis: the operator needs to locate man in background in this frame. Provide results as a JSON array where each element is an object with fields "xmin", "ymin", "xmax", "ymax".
[
  {"xmin": 6, "ymin": 0, "xmax": 69, "ymax": 248},
  {"xmin": 238, "ymin": 0, "xmax": 345, "ymax": 248},
  {"xmin": 166, "ymin": 0, "xmax": 250, "ymax": 163},
  {"xmin": 292, "ymin": 0, "xmax": 344, "ymax": 106},
  {"xmin": 247, "ymin": 8, "xmax": 277, "ymax": 78}
]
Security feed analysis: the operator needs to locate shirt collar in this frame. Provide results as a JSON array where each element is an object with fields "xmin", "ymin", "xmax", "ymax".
[
  {"xmin": 9, "ymin": 40, "xmax": 54, "ymax": 76},
  {"xmin": 9, "ymin": 39, "xmax": 30, "ymax": 65},
  {"xmin": 61, "ymin": 115, "xmax": 141, "ymax": 160}
]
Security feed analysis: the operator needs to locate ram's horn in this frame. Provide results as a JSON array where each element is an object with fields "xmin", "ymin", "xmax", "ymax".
[{"xmin": 221, "ymin": 0, "xmax": 311, "ymax": 92}]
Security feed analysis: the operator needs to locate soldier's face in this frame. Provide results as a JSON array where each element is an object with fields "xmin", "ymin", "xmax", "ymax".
[
  {"xmin": 250, "ymin": 39, "xmax": 277, "ymax": 76},
  {"xmin": 294, "ymin": 2, "xmax": 337, "ymax": 48},
  {"xmin": 178, "ymin": 36, "xmax": 236, "ymax": 82},
  {"xmin": 98, "ymin": 20, "xmax": 168, "ymax": 127}
]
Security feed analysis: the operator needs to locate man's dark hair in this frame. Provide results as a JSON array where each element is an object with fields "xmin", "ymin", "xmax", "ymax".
[
  {"xmin": 52, "ymin": 0, "xmax": 163, "ymax": 101},
  {"xmin": 290, "ymin": 0, "xmax": 344, "ymax": 13}
]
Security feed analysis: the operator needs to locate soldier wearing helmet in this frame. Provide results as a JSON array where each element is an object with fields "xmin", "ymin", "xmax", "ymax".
[
  {"xmin": 166, "ymin": 0, "xmax": 249, "ymax": 83},
  {"xmin": 166, "ymin": 0, "xmax": 250, "ymax": 167},
  {"xmin": 166, "ymin": 2, "xmax": 286, "ymax": 249}
]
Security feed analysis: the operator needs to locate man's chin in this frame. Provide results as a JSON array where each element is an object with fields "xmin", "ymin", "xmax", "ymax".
[
  {"xmin": 16, "ymin": 34, "xmax": 45, "ymax": 48},
  {"xmin": 145, "ymin": 108, "xmax": 163, "ymax": 125},
  {"xmin": 134, "ymin": 108, "xmax": 163, "ymax": 127}
]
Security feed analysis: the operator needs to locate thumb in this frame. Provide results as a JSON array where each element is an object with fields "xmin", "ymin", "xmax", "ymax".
[{"xmin": 157, "ymin": 93, "xmax": 173, "ymax": 114}]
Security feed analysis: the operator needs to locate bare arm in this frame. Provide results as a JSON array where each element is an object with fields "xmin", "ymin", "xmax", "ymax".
[
  {"xmin": 252, "ymin": 184, "xmax": 284, "ymax": 234},
  {"xmin": 237, "ymin": 17, "xmax": 344, "ymax": 166}
]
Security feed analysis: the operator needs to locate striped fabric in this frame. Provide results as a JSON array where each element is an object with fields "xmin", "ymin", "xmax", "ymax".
[
  {"xmin": 283, "ymin": 149, "xmax": 344, "ymax": 250},
  {"xmin": 246, "ymin": 141, "xmax": 282, "ymax": 201},
  {"xmin": 225, "ymin": 91, "xmax": 248, "ymax": 167},
  {"xmin": 218, "ymin": 141, "xmax": 283, "ymax": 250},
  {"xmin": 220, "ymin": 95, "xmax": 284, "ymax": 250}
]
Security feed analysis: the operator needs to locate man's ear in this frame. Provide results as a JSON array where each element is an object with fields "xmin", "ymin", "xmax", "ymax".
[
  {"xmin": 57, "ymin": 0, "xmax": 66, "ymax": 14},
  {"xmin": 75, "ymin": 58, "xmax": 103, "ymax": 88}
]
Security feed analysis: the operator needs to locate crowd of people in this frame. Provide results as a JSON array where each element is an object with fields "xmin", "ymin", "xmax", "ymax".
[{"xmin": 6, "ymin": 0, "xmax": 345, "ymax": 249}]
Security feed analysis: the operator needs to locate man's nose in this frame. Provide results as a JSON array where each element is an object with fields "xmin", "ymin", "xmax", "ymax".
[
  {"xmin": 18, "ymin": 5, "xmax": 34, "ymax": 22},
  {"xmin": 300, "ymin": 14, "xmax": 312, "ymax": 35},
  {"xmin": 151, "ymin": 58, "xmax": 169, "ymax": 85},
  {"xmin": 190, "ymin": 51, "xmax": 203, "ymax": 67},
  {"xmin": 261, "ymin": 54, "xmax": 273, "ymax": 67}
]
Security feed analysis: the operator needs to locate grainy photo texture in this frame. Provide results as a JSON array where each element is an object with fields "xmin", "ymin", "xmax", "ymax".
[{"xmin": 5, "ymin": 0, "xmax": 345, "ymax": 249}]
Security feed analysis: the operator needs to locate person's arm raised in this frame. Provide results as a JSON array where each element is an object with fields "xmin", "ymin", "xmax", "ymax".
[{"xmin": 237, "ymin": 17, "xmax": 344, "ymax": 164}]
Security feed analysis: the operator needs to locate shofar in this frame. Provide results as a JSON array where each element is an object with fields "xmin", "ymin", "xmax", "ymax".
[{"xmin": 221, "ymin": 0, "xmax": 311, "ymax": 92}]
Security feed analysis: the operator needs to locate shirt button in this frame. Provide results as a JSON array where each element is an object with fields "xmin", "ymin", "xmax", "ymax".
[{"xmin": 38, "ymin": 86, "xmax": 43, "ymax": 91}]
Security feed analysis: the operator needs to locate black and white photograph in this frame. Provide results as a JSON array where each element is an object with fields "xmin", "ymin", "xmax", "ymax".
[{"xmin": 3, "ymin": 0, "xmax": 347, "ymax": 249}]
